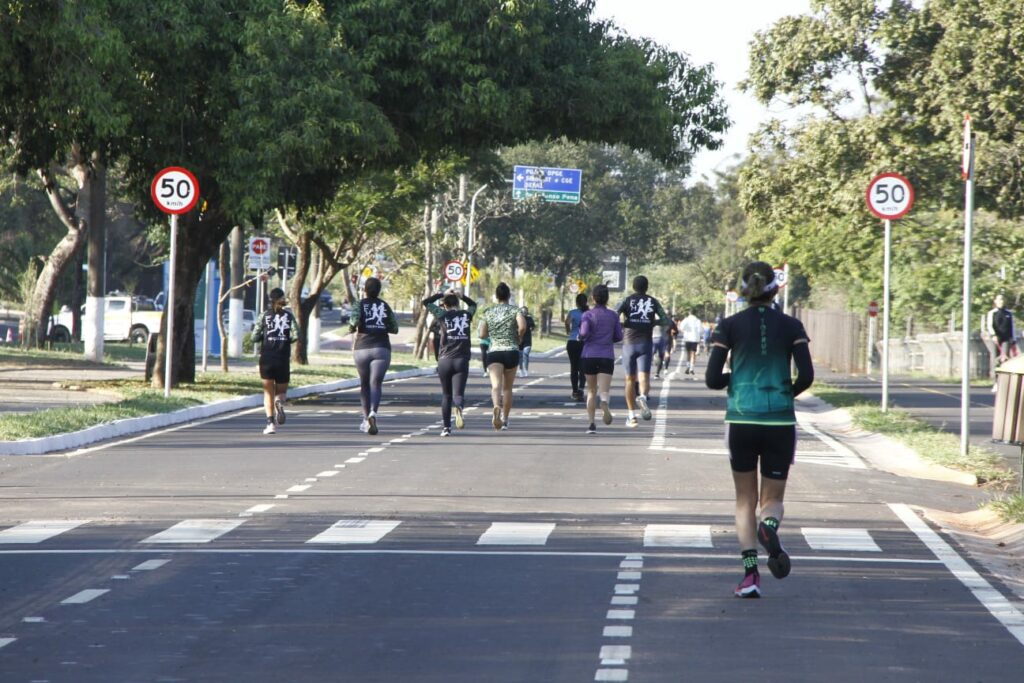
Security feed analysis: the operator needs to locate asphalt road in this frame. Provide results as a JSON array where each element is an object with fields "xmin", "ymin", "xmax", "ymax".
[{"xmin": 1, "ymin": 354, "xmax": 1022, "ymax": 681}]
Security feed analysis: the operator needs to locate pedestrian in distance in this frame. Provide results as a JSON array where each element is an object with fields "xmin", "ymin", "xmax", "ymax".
[
  {"xmin": 705, "ymin": 261, "xmax": 814, "ymax": 598},
  {"xmin": 616, "ymin": 275, "xmax": 669, "ymax": 427},
  {"xmin": 565, "ymin": 293, "xmax": 589, "ymax": 401},
  {"xmin": 518, "ymin": 305, "xmax": 536, "ymax": 377},
  {"xmin": 654, "ymin": 313, "xmax": 678, "ymax": 379},
  {"xmin": 251, "ymin": 287, "xmax": 298, "ymax": 435},
  {"xmin": 985, "ymin": 294, "xmax": 1016, "ymax": 391},
  {"xmin": 478, "ymin": 282, "xmax": 526, "ymax": 431},
  {"xmin": 348, "ymin": 277, "xmax": 399, "ymax": 435},
  {"xmin": 680, "ymin": 308, "xmax": 703, "ymax": 377},
  {"xmin": 422, "ymin": 289, "xmax": 477, "ymax": 436},
  {"xmin": 479, "ymin": 335, "xmax": 490, "ymax": 376},
  {"xmin": 579, "ymin": 283, "xmax": 624, "ymax": 434}
]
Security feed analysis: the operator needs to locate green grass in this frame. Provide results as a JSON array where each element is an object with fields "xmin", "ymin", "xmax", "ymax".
[
  {"xmin": 812, "ymin": 382, "xmax": 1015, "ymax": 487},
  {"xmin": 0, "ymin": 358, "xmax": 424, "ymax": 441},
  {"xmin": 0, "ymin": 342, "xmax": 147, "ymax": 367},
  {"xmin": 989, "ymin": 495, "xmax": 1024, "ymax": 524}
]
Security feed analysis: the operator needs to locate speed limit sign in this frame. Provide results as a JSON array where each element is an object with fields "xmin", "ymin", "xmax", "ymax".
[
  {"xmin": 866, "ymin": 173, "xmax": 914, "ymax": 220},
  {"xmin": 773, "ymin": 267, "xmax": 788, "ymax": 288},
  {"xmin": 151, "ymin": 167, "xmax": 200, "ymax": 215},
  {"xmin": 443, "ymin": 260, "xmax": 465, "ymax": 283}
]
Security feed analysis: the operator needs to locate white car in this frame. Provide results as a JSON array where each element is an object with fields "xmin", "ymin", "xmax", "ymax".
[{"xmin": 222, "ymin": 309, "xmax": 257, "ymax": 334}]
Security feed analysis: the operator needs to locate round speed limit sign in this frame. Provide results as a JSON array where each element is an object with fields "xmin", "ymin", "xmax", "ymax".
[
  {"xmin": 151, "ymin": 167, "xmax": 200, "ymax": 215},
  {"xmin": 443, "ymin": 260, "xmax": 465, "ymax": 283},
  {"xmin": 866, "ymin": 173, "xmax": 914, "ymax": 220}
]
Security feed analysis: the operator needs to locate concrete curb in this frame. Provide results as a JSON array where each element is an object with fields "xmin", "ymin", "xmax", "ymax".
[
  {"xmin": 796, "ymin": 392, "xmax": 978, "ymax": 486},
  {"xmin": 0, "ymin": 367, "xmax": 436, "ymax": 457}
]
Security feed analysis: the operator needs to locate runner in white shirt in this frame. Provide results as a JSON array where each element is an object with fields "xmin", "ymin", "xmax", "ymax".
[{"xmin": 680, "ymin": 309, "xmax": 703, "ymax": 376}]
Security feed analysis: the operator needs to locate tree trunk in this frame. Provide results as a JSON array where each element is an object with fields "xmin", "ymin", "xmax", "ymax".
[
  {"xmin": 25, "ymin": 158, "xmax": 91, "ymax": 348},
  {"xmin": 412, "ymin": 203, "xmax": 433, "ymax": 358},
  {"xmin": 289, "ymin": 231, "xmax": 313, "ymax": 365},
  {"xmin": 84, "ymin": 154, "xmax": 106, "ymax": 361},
  {"xmin": 217, "ymin": 240, "xmax": 229, "ymax": 372},
  {"xmin": 152, "ymin": 200, "xmax": 233, "ymax": 388}
]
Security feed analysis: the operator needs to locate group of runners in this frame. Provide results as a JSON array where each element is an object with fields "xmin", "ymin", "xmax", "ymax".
[{"xmin": 252, "ymin": 261, "xmax": 815, "ymax": 598}]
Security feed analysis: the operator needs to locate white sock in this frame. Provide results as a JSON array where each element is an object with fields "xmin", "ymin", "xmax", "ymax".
[
  {"xmin": 628, "ymin": 410, "xmax": 635, "ymax": 419},
  {"xmin": 600, "ymin": 393, "xmax": 610, "ymax": 404}
]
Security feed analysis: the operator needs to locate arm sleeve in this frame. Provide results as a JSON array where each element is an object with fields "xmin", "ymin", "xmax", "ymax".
[
  {"xmin": 386, "ymin": 306, "xmax": 399, "ymax": 334},
  {"xmin": 250, "ymin": 314, "xmax": 264, "ymax": 344},
  {"xmin": 654, "ymin": 300, "xmax": 669, "ymax": 330},
  {"xmin": 424, "ymin": 302, "xmax": 445, "ymax": 318},
  {"xmin": 462, "ymin": 295, "xmax": 477, "ymax": 317},
  {"xmin": 612, "ymin": 319, "xmax": 624, "ymax": 344},
  {"xmin": 289, "ymin": 312, "xmax": 300, "ymax": 343},
  {"xmin": 422, "ymin": 293, "xmax": 443, "ymax": 307},
  {"xmin": 792, "ymin": 342, "xmax": 814, "ymax": 397},
  {"xmin": 347, "ymin": 303, "xmax": 361, "ymax": 333},
  {"xmin": 704, "ymin": 345, "xmax": 730, "ymax": 390}
]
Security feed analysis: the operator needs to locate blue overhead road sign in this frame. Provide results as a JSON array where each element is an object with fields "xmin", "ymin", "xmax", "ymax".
[{"xmin": 512, "ymin": 165, "xmax": 582, "ymax": 204}]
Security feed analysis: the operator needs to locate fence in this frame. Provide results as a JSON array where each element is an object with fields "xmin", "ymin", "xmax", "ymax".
[{"xmin": 792, "ymin": 306, "xmax": 992, "ymax": 378}]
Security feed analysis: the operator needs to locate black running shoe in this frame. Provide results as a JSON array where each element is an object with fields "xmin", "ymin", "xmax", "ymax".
[
  {"xmin": 758, "ymin": 522, "xmax": 791, "ymax": 579},
  {"xmin": 274, "ymin": 399, "xmax": 286, "ymax": 425},
  {"xmin": 367, "ymin": 413, "xmax": 378, "ymax": 436},
  {"xmin": 586, "ymin": 423, "xmax": 597, "ymax": 434}
]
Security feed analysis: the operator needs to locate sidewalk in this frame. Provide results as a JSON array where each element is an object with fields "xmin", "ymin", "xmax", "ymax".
[{"xmin": 821, "ymin": 371, "xmax": 1022, "ymax": 478}]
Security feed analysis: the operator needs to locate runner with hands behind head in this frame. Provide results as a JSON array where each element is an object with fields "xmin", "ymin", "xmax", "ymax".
[
  {"xmin": 705, "ymin": 261, "xmax": 814, "ymax": 598},
  {"xmin": 423, "ymin": 289, "xmax": 477, "ymax": 436}
]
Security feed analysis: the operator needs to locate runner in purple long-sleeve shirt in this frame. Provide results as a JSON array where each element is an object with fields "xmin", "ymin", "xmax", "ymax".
[{"xmin": 579, "ymin": 283, "xmax": 623, "ymax": 434}]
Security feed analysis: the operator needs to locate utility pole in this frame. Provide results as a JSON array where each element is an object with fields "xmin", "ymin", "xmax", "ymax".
[{"xmin": 229, "ymin": 226, "xmax": 244, "ymax": 357}]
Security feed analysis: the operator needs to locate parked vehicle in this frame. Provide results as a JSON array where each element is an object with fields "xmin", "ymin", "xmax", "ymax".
[
  {"xmin": 222, "ymin": 309, "xmax": 257, "ymax": 334},
  {"xmin": 50, "ymin": 296, "xmax": 164, "ymax": 344},
  {"xmin": 319, "ymin": 292, "xmax": 334, "ymax": 310}
]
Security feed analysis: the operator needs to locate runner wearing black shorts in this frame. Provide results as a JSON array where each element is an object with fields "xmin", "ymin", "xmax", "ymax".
[
  {"xmin": 478, "ymin": 283, "xmax": 526, "ymax": 431},
  {"xmin": 705, "ymin": 261, "xmax": 814, "ymax": 598},
  {"xmin": 252, "ymin": 288, "xmax": 298, "ymax": 435},
  {"xmin": 423, "ymin": 290, "xmax": 477, "ymax": 436}
]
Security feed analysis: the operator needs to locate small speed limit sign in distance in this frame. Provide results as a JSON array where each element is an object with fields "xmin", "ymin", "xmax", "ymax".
[
  {"xmin": 866, "ymin": 172, "xmax": 914, "ymax": 220},
  {"xmin": 151, "ymin": 167, "xmax": 200, "ymax": 215},
  {"xmin": 443, "ymin": 260, "xmax": 465, "ymax": 283}
]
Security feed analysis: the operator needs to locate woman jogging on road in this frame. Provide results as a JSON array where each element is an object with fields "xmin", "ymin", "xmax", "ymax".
[
  {"xmin": 252, "ymin": 287, "xmax": 298, "ymax": 435},
  {"xmin": 478, "ymin": 282, "xmax": 526, "ymax": 431},
  {"xmin": 422, "ymin": 289, "xmax": 477, "ymax": 436},
  {"xmin": 517, "ymin": 306, "xmax": 536, "ymax": 377},
  {"xmin": 579, "ymin": 284, "xmax": 623, "ymax": 434},
  {"xmin": 565, "ymin": 293, "xmax": 588, "ymax": 401},
  {"xmin": 705, "ymin": 261, "xmax": 814, "ymax": 598},
  {"xmin": 348, "ymin": 277, "xmax": 399, "ymax": 435}
]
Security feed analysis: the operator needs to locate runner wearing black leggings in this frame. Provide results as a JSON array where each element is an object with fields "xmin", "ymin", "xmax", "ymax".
[
  {"xmin": 423, "ymin": 290, "xmax": 477, "ymax": 436},
  {"xmin": 565, "ymin": 293, "xmax": 588, "ymax": 401},
  {"xmin": 348, "ymin": 277, "xmax": 399, "ymax": 435},
  {"xmin": 705, "ymin": 261, "xmax": 814, "ymax": 598}
]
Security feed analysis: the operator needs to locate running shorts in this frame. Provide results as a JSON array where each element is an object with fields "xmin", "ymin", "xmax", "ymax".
[
  {"xmin": 486, "ymin": 349, "xmax": 520, "ymax": 369},
  {"xmin": 259, "ymin": 357, "xmax": 290, "ymax": 384},
  {"xmin": 685, "ymin": 341, "xmax": 699, "ymax": 353},
  {"xmin": 621, "ymin": 341, "xmax": 653, "ymax": 375},
  {"xmin": 582, "ymin": 357, "xmax": 615, "ymax": 375},
  {"xmin": 726, "ymin": 423, "xmax": 796, "ymax": 480}
]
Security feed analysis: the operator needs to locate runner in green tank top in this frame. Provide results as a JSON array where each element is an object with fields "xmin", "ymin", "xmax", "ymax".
[{"xmin": 477, "ymin": 282, "xmax": 526, "ymax": 431}]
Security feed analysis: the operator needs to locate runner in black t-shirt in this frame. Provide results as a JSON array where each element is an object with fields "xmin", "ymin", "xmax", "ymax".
[
  {"xmin": 251, "ymin": 287, "xmax": 299, "ymax": 435},
  {"xmin": 423, "ymin": 290, "xmax": 477, "ymax": 436},
  {"xmin": 348, "ymin": 277, "xmax": 399, "ymax": 435},
  {"xmin": 705, "ymin": 261, "xmax": 814, "ymax": 598},
  {"xmin": 615, "ymin": 275, "xmax": 669, "ymax": 427}
]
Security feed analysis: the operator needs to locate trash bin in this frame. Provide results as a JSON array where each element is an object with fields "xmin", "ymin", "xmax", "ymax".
[{"xmin": 992, "ymin": 355, "xmax": 1024, "ymax": 493}]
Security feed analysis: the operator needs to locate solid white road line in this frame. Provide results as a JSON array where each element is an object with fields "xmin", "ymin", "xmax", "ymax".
[
  {"xmin": 643, "ymin": 524, "xmax": 713, "ymax": 548},
  {"xmin": 306, "ymin": 520, "xmax": 402, "ymax": 544},
  {"xmin": 802, "ymin": 528, "xmax": 881, "ymax": 552},
  {"xmin": 0, "ymin": 638, "xmax": 15, "ymax": 649},
  {"xmin": 132, "ymin": 559, "xmax": 170, "ymax": 571},
  {"xmin": 476, "ymin": 522, "xmax": 556, "ymax": 545},
  {"xmin": 0, "ymin": 520, "xmax": 90, "ymax": 544},
  {"xmin": 140, "ymin": 519, "xmax": 246, "ymax": 544},
  {"xmin": 61, "ymin": 589, "xmax": 109, "ymax": 605},
  {"xmin": 890, "ymin": 503, "xmax": 1024, "ymax": 647}
]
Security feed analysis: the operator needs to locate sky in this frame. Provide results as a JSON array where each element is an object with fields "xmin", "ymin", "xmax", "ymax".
[{"xmin": 592, "ymin": 0, "xmax": 812, "ymax": 182}]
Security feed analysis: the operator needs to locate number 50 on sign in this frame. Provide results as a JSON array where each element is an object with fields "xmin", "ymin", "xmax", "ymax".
[{"xmin": 866, "ymin": 173, "xmax": 914, "ymax": 220}]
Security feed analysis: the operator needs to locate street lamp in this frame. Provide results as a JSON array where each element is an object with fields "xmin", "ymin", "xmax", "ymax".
[{"xmin": 466, "ymin": 183, "xmax": 488, "ymax": 300}]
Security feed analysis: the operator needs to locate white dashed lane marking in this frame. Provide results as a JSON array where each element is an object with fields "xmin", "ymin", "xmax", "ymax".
[
  {"xmin": 0, "ymin": 520, "xmax": 90, "ymax": 544},
  {"xmin": 140, "ymin": 519, "xmax": 246, "ymax": 544}
]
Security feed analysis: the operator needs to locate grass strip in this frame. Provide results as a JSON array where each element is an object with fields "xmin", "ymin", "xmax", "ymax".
[
  {"xmin": 0, "ymin": 342, "xmax": 147, "ymax": 367},
  {"xmin": 989, "ymin": 495, "xmax": 1024, "ymax": 524},
  {"xmin": 0, "ymin": 360, "xmax": 423, "ymax": 441},
  {"xmin": 811, "ymin": 382, "xmax": 1014, "ymax": 488}
]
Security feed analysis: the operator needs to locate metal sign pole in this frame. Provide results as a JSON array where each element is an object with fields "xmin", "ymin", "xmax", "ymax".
[
  {"xmin": 961, "ymin": 121, "xmax": 976, "ymax": 457},
  {"xmin": 164, "ymin": 214, "xmax": 178, "ymax": 397},
  {"xmin": 882, "ymin": 219, "xmax": 892, "ymax": 412}
]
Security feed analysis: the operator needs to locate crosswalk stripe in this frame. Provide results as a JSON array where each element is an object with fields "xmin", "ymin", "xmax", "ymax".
[
  {"xmin": 306, "ymin": 520, "xmax": 402, "ymax": 544},
  {"xmin": 802, "ymin": 528, "xmax": 881, "ymax": 552},
  {"xmin": 477, "ymin": 522, "xmax": 555, "ymax": 545},
  {"xmin": 643, "ymin": 524, "xmax": 712, "ymax": 548},
  {"xmin": 140, "ymin": 519, "xmax": 247, "ymax": 544},
  {"xmin": 0, "ymin": 520, "xmax": 90, "ymax": 544}
]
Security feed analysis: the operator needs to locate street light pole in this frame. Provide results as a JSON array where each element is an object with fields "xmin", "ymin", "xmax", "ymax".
[{"xmin": 466, "ymin": 183, "xmax": 488, "ymax": 300}]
